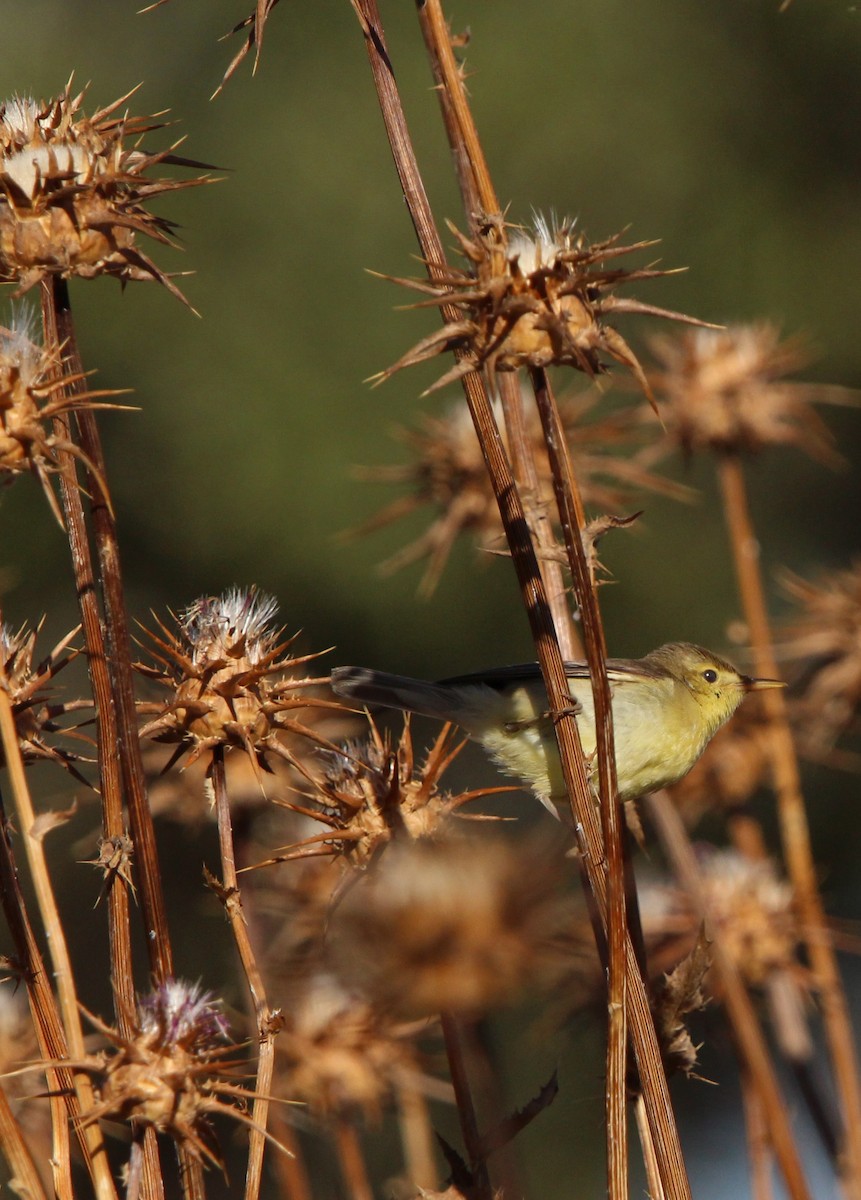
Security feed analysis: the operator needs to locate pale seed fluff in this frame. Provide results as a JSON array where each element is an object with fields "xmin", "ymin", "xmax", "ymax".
[{"xmin": 180, "ymin": 586, "xmax": 280, "ymax": 667}]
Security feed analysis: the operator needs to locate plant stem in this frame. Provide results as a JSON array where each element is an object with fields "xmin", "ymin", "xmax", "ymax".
[
  {"xmin": 440, "ymin": 1013, "xmax": 492, "ymax": 1199},
  {"xmin": 0, "ymin": 684, "xmax": 117, "ymax": 1200},
  {"xmin": 717, "ymin": 452, "xmax": 861, "ymax": 1198},
  {"xmin": 210, "ymin": 747, "xmax": 278, "ymax": 1200},
  {"xmin": 647, "ymin": 790, "xmax": 812, "ymax": 1200},
  {"xmin": 351, "ymin": 3, "xmax": 688, "ymax": 1194}
]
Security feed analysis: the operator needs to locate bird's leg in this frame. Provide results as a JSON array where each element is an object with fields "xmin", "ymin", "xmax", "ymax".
[{"xmin": 502, "ymin": 699, "xmax": 583, "ymax": 734}]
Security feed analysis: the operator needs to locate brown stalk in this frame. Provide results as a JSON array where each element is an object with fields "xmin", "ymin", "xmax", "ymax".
[
  {"xmin": 210, "ymin": 746, "xmax": 278, "ymax": 1200},
  {"xmin": 333, "ymin": 1118, "xmax": 373, "ymax": 1200},
  {"xmin": 416, "ymin": 1, "xmax": 580, "ymax": 660},
  {"xmin": 529, "ymin": 364, "xmax": 628, "ymax": 1200},
  {"xmin": 415, "ymin": 6, "xmax": 629, "ymax": 1193},
  {"xmin": 740, "ymin": 1076, "xmax": 775, "ymax": 1200},
  {"xmin": 717, "ymin": 452, "xmax": 861, "ymax": 1197},
  {"xmin": 440, "ymin": 1012, "xmax": 492, "ymax": 1200},
  {"xmin": 396, "ymin": 1080, "xmax": 439, "ymax": 1191},
  {"xmin": 0, "ymin": 1082, "xmax": 47, "ymax": 1200},
  {"xmin": 0, "ymin": 680, "xmax": 117, "ymax": 1200},
  {"xmin": 41, "ymin": 282, "xmax": 175, "ymax": 1200},
  {"xmin": 351, "ymin": 2, "xmax": 690, "ymax": 1195},
  {"xmin": 0, "ymin": 788, "xmax": 76, "ymax": 1200},
  {"xmin": 647, "ymin": 790, "xmax": 812, "ymax": 1200}
]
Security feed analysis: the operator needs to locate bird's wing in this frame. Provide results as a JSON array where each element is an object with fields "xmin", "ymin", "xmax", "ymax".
[{"xmin": 437, "ymin": 657, "xmax": 658, "ymax": 691}]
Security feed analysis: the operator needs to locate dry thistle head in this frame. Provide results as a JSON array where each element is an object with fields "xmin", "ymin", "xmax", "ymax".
[
  {"xmin": 327, "ymin": 833, "xmax": 573, "ymax": 1018},
  {"xmin": 137, "ymin": 586, "xmax": 339, "ymax": 778},
  {"xmin": 81, "ymin": 979, "xmax": 255, "ymax": 1170},
  {"xmin": 375, "ymin": 213, "xmax": 710, "ymax": 402},
  {"xmin": 278, "ymin": 972, "xmax": 419, "ymax": 1122},
  {"xmin": 667, "ymin": 702, "xmax": 774, "ymax": 824},
  {"xmin": 777, "ymin": 563, "xmax": 861, "ymax": 761},
  {"xmin": 645, "ymin": 850, "xmax": 801, "ymax": 990},
  {"xmin": 264, "ymin": 716, "xmax": 504, "ymax": 868},
  {"xmin": 0, "ymin": 309, "xmax": 123, "ymax": 522},
  {"xmin": 0, "ymin": 84, "xmax": 210, "ymax": 304},
  {"xmin": 352, "ymin": 390, "xmax": 687, "ymax": 594},
  {"xmin": 648, "ymin": 323, "xmax": 844, "ymax": 460},
  {"xmin": 0, "ymin": 616, "xmax": 90, "ymax": 779}
]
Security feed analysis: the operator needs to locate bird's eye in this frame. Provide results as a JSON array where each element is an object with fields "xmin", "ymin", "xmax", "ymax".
[{"xmin": 702, "ymin": 668, "xmax": 718, "ymax": 684}]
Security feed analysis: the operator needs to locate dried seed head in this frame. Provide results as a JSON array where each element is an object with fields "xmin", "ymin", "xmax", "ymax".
[
  {"xmin": 328, "ymin": 833, "xmax": 573, "ymax": 1017},
  {"xmin": 137, "ymin": 586, "xmax": 338, "ymax": 776},
  {"xmin": 352, "ymin": 390, "xmax": 686, "ymax": 593},
  {"xmin": 778, "ymin": 563, "xmax": 861, "ymax": 760},
  {"xmin": 278, "ymin": 973, "xmax": 417, "ymax": 1121},
  {"xmin": 83, "ymin": 980, "xmax": 252, "ymax": 1169},
  {"xmin": 667, "ymin": 702, "xmax": 774, "ymax": 822},
  {"xmin": 648, "ymin": 323, "xmax": 844, "ymax": 460},
  {"xmin": 266, "ymin": 717, "xmax": 502, "ymax": 868},
  {"xmin": 0, "ymin": 85, "xmax": 210, "ymax": 304},
  {"xmin": 0, "ymin": 310, "xmax": 121, "ymax": 522},
  {"xmin": 0, "ymin": 616, "xmax": 90, "ymax": 778},
  {"xmin": 645, "ymin": 851, "xmax": 800, "ymax": 989},
  {"xmin": 650, "ymin": 932, "xmax": 710, "ymax": 1079},
  {"xmin": 375, "ymin": 213, "xmax": 710, "ymax": 401}
]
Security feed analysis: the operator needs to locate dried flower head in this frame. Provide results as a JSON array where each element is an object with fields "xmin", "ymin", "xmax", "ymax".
[
  {"xmin": 262, "ymin": 717, "xmax": 505, "ymax": 868},
  {"xmin": 278, "ymin": 972, "xmax": 418, "ymax": 1121},
  {"xmin": 667, "ymin": 702, "xmax": 774, "ymax": 823},
  {"xmin": 79, "ymin": 980, "xmax": 259, "ymax": 1169},
  {"xmin": 374, "ymin": 214, "xmax": 710, "ymax": 401},
  {"xmin": 645, "ymin": 851, "xmax": 800, "ymax": 990},
  {"xmin": 0, "ymin": 84, "xmax": 210, "ymax": 304},
  {"xmin": 137, "ymin": 586, "xmax": 339, "ymax": 776},
  {"xmin": 774, "ymin": 563, "xmax": 861, "ymax": 762},
  {"xmin": 650, "ymin": 932, "xmax": 710, "ymax": 1079},
  {"xmin": 328, "ymin": 833, "xmax": 573, "ymax": 1017},
  {"xmin": 0, "ymin": 616, "xmax": 90, "ymax": 779},
  {"xmin": 0, "ymin": 310, "xmax": 123, "ymax": 522},
  {"xmin": 352, "ymin": 390, "xmax": 687, "ymax": 593},
  {"xmin": 648, "ymin": 323, "xmax": 844, "ymax": 460}
]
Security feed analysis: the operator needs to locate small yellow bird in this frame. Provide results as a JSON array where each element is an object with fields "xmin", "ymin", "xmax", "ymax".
[{"xmin": 330, "ymin": 643, "xmax": 783, "ymax": 815}]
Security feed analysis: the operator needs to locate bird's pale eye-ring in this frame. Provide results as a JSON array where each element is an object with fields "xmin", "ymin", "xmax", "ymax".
[{"xmin": 702, "ymin": 668, "xmax": 718, "ymax": 684}]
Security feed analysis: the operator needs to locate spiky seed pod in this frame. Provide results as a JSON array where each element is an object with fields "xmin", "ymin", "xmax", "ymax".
[
  {"xmin": 374, "ymin": 214, "xmax": 711, "ymax": 401},
  {"xmin": 327, "ymin": 833, "xmax": 573, "ymax": 1017},
  {"xmin": 80, "ymin": 980, "xmax": 257, "ymax": 1169},
  {"xmin": 351, "ymin": 390, "xmax": 689, "ymax": 594},
  {"xmin": 0, "ymin": 312, "xmax": 123, "ymax": 522},
  {"xmin": 265, "ymin": 717, "xmax": 506, "ymax": 868},
  {"xmin": 278, "ymin": 973, "xmax": 419, "ymax": 1121},
  {"xmin": 0, "ymin": 85, "xmax": 210, "ymax": 304},
  {"xmin": 0, "ymin": 617, "xmax": 91, "ymax": 778},
  {"xmin": 647, "ymin": 323, "xmax": 845, "ymax": 460},
  {"xmin": 778, "ymin": 563, "xmax": 861, "ymax": 761},
  {"xmin": 667, "ymin": 703, "xmax": 774, "ymax": 824},
  {"xmin": 136, "ymin": 586, "xmax": 340, "ymax": 776}
]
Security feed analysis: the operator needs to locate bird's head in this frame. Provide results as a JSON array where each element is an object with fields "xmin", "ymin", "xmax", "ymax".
[{"xmin": 645, "ymin": 642, "xmax": 785, "ymax": 732}]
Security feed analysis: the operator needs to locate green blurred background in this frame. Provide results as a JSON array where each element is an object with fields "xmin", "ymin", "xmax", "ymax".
[{"xmin": 3, "ymin": 1, "xmax": 860, "ymax": 1196}]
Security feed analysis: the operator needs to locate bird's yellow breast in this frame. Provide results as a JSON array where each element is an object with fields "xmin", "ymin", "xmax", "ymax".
[{"xmin": 450, "ymin": 675, "xmax": 712, "ymax": 805}]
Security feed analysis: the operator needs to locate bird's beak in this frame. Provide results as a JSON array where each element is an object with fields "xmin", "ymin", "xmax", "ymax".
[{"xmin": 742, "ymin": 675, "xmax": 786, "ymax": 692}]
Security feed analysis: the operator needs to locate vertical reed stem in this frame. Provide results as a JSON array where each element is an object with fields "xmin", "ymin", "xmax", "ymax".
[{"xmin": 717, "ymin": 452, "xmax": 861, "ymax": 1198}]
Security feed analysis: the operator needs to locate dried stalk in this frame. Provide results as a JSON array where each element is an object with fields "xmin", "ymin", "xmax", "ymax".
[
  {"xmin": 741, "ymin": 1075, "xmax": 775, "ymax": 1200},
  {"xmin": 0, "ymin": 683, "xmax": 117, "ymax": 1200},
  {"xmin": 40, "ymin": 280, "xmax": 179, "ymax": 1200},
  {"xmin": 333, "ymin": 1119, "xmax": 373, "ymax": 1200},
  {"xmin": 0, "ymin": 789, "xmax": 77, "ymax": 1200},
  {"xmin": 210, "ymin": 747, "xmax": 278, "ymax": 1200},
  {"xmin": 440, "ymin": 1013, "xmax": 492, "ymax": 1199},
  {"xmin": 351, "ymin": 2, "xmax": 688, "ymax": 1194},
  {"xmin": 647, "ymin": 789, "xmax": 812, "ymax": 1200},
  {"xmin": 717, "ymin": 452, "xmax": 861, "ymax": 1197},
  {"xmin": 396, "ymin": 1081, "xmax": 439, "ymax": 1191},
  {"xmin": 0, "ymin": 1083, "xmax": 47, "ymax": 1200}
]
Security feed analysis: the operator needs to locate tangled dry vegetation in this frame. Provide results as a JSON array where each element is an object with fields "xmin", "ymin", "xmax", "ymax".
[{"xmin": 0, "ymin": 5, "xmax": 859, "ymax": 1200}]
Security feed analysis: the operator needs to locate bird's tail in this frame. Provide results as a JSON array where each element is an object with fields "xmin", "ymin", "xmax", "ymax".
[{"xmin": 330, "ymin": 666, "xmax": 458, "ymax": 722}]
